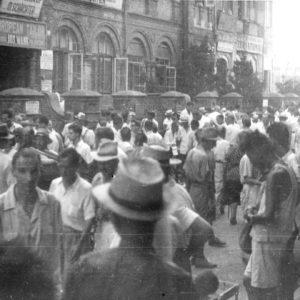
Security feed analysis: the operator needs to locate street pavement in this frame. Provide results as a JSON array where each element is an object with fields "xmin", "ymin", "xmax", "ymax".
[{"xmin": 194, "ymin": 208, "xmax": 300, "ymax": 300}]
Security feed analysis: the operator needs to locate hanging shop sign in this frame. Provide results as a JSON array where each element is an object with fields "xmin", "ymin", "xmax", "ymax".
[
  {"xmin": 236, "ymin": 34, "xmax": 263, "ymax": 54},
  {"xmin": 25, "ymin": 100, "xmax": 40, "ymax": 114},
  {"xmin": 0, "ymin": 16, "xmax": 46, "ymax": 49},
  {"xmin": 0, "ymin": 0, "xmax": 44, "ymax": 19},
  {"xmin": 217, "ymin": 31, "xmax": 235, "ymax": 53}
]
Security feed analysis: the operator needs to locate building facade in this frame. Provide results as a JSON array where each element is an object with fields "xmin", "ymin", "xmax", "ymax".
[{"xmin": 0, "ymin": 0, "xmax": 272, "ymax": 96}]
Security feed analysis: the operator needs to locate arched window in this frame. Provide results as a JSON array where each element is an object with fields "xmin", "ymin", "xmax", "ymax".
[
  {"xmin": 128, "ymin": 38, "xmax": 147, "ymax": 92},
  {"xmin": 53, "ymin": 26, "xmax": 82, "ymax": 93},
  {"xmin": 155, "ymin": 42, "xmax": 176, "ymax": 92}
]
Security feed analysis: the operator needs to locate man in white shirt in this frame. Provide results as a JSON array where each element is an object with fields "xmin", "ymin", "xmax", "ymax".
[
  {"xmin": 75, "ymin": 112, "xmax": 95, "ymax": 149},
  {"xmin": 199, "ymin": 107, "xmax": 211, "ymax": 129},
  {"xmin": 177, "ymin": 115, "xmax": 191, "ymax": 163},
  {"xmin": 68, "ymin": 123, "xmax": 93, "ymax": 165},
  {"xmin": 163, "ymin": 109, "xmax": 173, "ymax": 131},
  {"xmin": 1, "ymin": 109, "xmax": 22, "ymax": 134},
  {"xmin": 225, "ymin": 112, "xmax": 241, "ymax": 145},
  {"xmin": 180, "ymin": 102, "xmax": 194, "ymax": 125},
  {"xmin": 144, "ymin": 120, "xmax": 163, "ymax": 146},
  {"xmin": 50, "ymin": 148, "xmax": 95, "ymax": 269},
  {"xmin": 0, "ymin": 124, "xmax": 15, "ymax": 193}
]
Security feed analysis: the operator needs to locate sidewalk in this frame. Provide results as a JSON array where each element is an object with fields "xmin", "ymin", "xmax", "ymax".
[{"xmin": 193, "ymin": 209, "xmax": 300, "ymax": 299}]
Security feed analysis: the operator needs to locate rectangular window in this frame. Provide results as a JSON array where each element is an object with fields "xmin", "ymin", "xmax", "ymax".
[
  {"xmin": 128, "ymin": 56, "xmax": 146, "ymax": 92},
  {"xmin": 53, "ymin": 50, "xmax": 68, "ymax": 93},
  {"xmin": 115, "ymin": 58, "xmax": 128, "ymax": 92},
  {"xmin": 68, "ymin": 53, "xmax": 83, "ymax": 90},
  {"xmin": 83, "ymin": 55, "xmax": 97, "ymax": 91},
  {"xmin": 166, "ymin": 67, "xmax": 176, "ymax": 91},
  {"xmin": 98, "ymin": 56, "xmax": 113, "ymax": 94}
]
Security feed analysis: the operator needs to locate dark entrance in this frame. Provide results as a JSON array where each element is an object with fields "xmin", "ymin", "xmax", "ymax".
[{"xmin": 0, "ymin": 46, "xmax": 41, "ymax": 91}]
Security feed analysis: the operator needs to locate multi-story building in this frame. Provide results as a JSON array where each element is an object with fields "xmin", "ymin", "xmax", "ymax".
[{"xmin": 0, "ymin": 0, "xmax": 273, "ymax": 97}]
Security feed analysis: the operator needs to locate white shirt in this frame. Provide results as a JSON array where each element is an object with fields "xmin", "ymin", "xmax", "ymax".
[
  {"xmin": 180, "ymin": 109, "xmax": 193, "ymax": 125},
  {"xmin": 225, "ymin": 123, "xmax": 241, "ymax": 145},
  {"xmin": 213, "ymin": 138, "xmax": 230, "ymax": 163},
  {"xmin": 50, "ymin": 176, "xmax": 95, "ymax": 232},
  {"xmin": 8, "ymin": 122, "xmax": 22, "ymax": 134},
  {"xmin": 164, "ymin": 129, "xmax": 178, "ymax": 149},
  {"xmin": 81, "ymin": 126, "xmax": 95, "ymax": 148},
  {"xmin": 146, "ymin": 131, "xmax": 163, "ymax": 146},
  {"xmin": 177, "ymin": 126, "xmax": 191, "ymax": 155},
  {"xmin": 163, "ymin": 118, "xmax": 173, "ymax": 131},
  {"xmin": 68, "ymin": 139, "xmax": 93, "ymax": 164},
  {"xmin": 0, "ymin": 152, "xmax": 15, "ymax": 194},
  {"xmin": 199, "ymin": 115, "xmax": 211, "ymax": 129},
  {"xmin": 118, "ymin": 141, "xmax": 133, "ymax": 154},
  {"xmin": 48, "ymin": 130, "xmax": 63, "ymax": 153}
]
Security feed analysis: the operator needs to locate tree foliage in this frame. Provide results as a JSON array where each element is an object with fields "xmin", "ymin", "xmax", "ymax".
[
  {"xmin": 177, "ymin": 36, "xmax": 215, "ymax": 98},
  {"xmin": 230, "ymin": 55, "xmax": 263, "ymax": 108},
  {"xmin": 276, "ymin": 79, "xmax": 300, "ymax": 95}
]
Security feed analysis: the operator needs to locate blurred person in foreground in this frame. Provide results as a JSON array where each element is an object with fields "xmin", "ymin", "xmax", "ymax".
[
  {"xmin": 0, "ymin": 241, "xmax": 55, "ymax": 300},
  {"xmin": 63, "ymin": 157, "xmax": 198, "ymax": 300},
  {"xmin": 0, "ymin": 148, "xmax": 63, "ymax": 294}
]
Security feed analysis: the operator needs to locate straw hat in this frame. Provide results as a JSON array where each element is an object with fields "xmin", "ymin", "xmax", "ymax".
[
  {"xmin": 92, "ymin": 140, "xmax": 118, "ymax": 162},
  {"xmin": 92, "ymin": 157, "xmax": 168, "ymax": 221}
]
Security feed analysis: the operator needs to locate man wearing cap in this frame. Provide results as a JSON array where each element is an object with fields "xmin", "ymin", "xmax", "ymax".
[
  {"xmin": 184, "ymin": 127, "xmax": 226, "ymax": 247},
  {"xmin": 142, "ymin": 145, "xmax": 217, "ymax": 270},
  {"xmin": 180, "ymin": 102, "xmax": 194, "ymax": 125},
  {"xmin": 50, "ymin": 148, "xmax": 95, "ymax": 270},
  {"xmin": 0, "ymin": 124, "xmax": 16, "ymax": 194},
  {"xmin": 64, "ymin": 157, "xmax": 198, "ymax": 300}
]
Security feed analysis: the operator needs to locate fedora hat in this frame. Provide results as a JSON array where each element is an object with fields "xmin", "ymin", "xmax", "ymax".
[
  {"xmin": 200, "ymin": 127, "xmax": 219, "ymax": 141},
  {"xmin": 0, "ymin": 123, "xmax": 14, "ymax": 140},
  {"xmin": 142, "ymin": 144, "xmax": 181, "ymax": 166},
  {"xmin": 35, "ymin": 128, "xmax": 52, "ymax": 144},
  {"xmin": 92, "ymin": 140, "xmax": 118, "ymax": 162},
  {"xmin": 92, "ymin": 157, "xmax": 168, "ymax": 221},
  {"xmin": 165, "ymin": 109, "xmax": 173, "ymax": 116}
]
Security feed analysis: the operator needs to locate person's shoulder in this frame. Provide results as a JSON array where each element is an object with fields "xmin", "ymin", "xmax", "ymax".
[
  {"xmin": 74, "ymin": 248, "xmax": 121, "ymax": 274},
  {"xmin": 78, "ymin": 176, "xmax": 92, "ymax": 189}
]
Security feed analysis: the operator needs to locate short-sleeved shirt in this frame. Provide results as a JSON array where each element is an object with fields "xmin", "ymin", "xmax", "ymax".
[
  {"xmin": 0, "ymin": 151, "xmax": 15, "ymax": 194},
  {"xmin": 69, "ymin": 139, "xmax": 93, "ymax": 164},
  {"xmin": 177, "ymin": 126, "xmax": 192, "ymax": 155},
  {"xmin": 50, "ymin": 176, "xmax": 95, "ymax": 232},
  {"xmin": 0, "ymin": 185, "xmax": 63, "ymax": 280},
  {"xmin": 225, "ymin": 123, "xmax": 241, "ymax": 145},
  {"xmin": 180, "ymin": 109, "xmax": 193, "ymax": 125}
]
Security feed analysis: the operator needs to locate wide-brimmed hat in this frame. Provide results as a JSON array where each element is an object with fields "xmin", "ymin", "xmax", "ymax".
[
  {"xmin": 92, "ymin": 157, "xmax": 169, "ymax": 221},
  {"xmin": 0, "ymin": 124, "xmax": 14, "ymax": 140},
  {"xmin": 75, "ymin": 112, "xmax": 86, "ymax": 120},
  {"xmin": 35, "ymin": 128, "xmax": 52, "ymax": 144},
  {"xmin": 92, "ymin": 140, "xmax": 118, "ymax": 162},
  {"xmin": 142, "ymin": 144, "xmax": 181, "ymax": 166},
  {"xmin": 200, "ymin": 127, "xmax": 219, "ymax": 141}
]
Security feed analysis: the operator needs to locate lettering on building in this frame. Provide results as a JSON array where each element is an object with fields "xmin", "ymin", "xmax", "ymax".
[{"xmin": 0, "ymin": 0, "xmax": 44, "ymax": 18}]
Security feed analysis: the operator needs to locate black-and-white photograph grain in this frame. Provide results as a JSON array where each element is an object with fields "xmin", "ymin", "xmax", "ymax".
[{"xmin": 0, "ymin": 0, "xmax": 299, "ymax": 299}]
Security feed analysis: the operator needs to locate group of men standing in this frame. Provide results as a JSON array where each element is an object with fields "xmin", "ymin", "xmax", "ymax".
[{"xmin": 0, "ymin": 102, "xmax": 299, "ymax": 300}]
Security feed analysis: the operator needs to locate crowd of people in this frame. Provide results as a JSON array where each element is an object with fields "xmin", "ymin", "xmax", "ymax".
[{"xmin": 0, "ymin": 101, "xmax": 299, "ymax": 300}]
